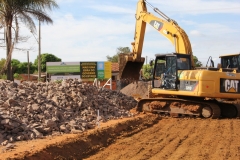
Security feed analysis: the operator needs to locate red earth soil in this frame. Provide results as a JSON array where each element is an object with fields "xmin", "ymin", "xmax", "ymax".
[{"xmin": 1, "ymin": 81, "xmax": 240, "ymax": 160}]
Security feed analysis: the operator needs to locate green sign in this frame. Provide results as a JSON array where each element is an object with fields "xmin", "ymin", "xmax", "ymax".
[
  {"xmin": 97, "ymin": 70, "xmax": 104, "ymax": 79},
  {"xmin": 80, "ymin": 62, "xmax": 97, "ymax": 78},
  {"xmin": 46, "ymin": 61, "xmax": 112, "ymax": 79},
  {"xmin": 46, "ymin": 62, "xmax": 80, "ymax": 73}
]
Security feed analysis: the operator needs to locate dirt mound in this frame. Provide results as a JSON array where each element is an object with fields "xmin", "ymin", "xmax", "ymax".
[
  {"xmin": 120, "ymin": 81, "xmax": 150, "ymax": 99},
  {"xmin": 87, "ymin": 118, "xmax": 240, "ymax": 160},
  {"xmin": 0, "ymin": 114, "xmax": 159, "ymax": 159},
  {"xmin": 3, "ymin": 116, "xmax": 240, "ymax": 160}
]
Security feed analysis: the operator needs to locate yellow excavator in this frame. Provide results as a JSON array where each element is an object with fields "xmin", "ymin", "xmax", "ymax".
[{"xmin": 119, "ymin": 0, "xmax": 240, "ymax": 119}]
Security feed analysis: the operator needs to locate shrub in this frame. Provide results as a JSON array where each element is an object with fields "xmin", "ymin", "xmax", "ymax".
[
  {"xmin": 0, "ymin": 74, "xmax": 7, "ymax": 80},
  {"xmin": 14, "ymin": 73, "xmax": 22, "ymax": 80}
]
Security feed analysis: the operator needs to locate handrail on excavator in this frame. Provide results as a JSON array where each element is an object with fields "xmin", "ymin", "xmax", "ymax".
[{"xmin": 144, "ymin": 0, "xmax": 171, "ymax": 22}]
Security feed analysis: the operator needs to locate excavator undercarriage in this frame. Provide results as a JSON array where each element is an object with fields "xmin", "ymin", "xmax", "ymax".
[{"xmin": 137, "ymin": 98, "xmax": 240, "ymax": 119}]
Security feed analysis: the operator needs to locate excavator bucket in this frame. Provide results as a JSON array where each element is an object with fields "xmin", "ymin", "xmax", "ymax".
[{"xmin": 119, "ymin": 53, "xmax": 145, "ymax": 80}]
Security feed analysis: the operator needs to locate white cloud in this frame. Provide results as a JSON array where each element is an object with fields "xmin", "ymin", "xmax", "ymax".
[
  {"xmin": 151, "ymin": 0, "xmax": 240, "ymax": 15},
  {"xmin": 181, "ymin": 20, "xmax": 196, "ymax": 26},
  {"xmin": 197, "ymin": 23, "xmax": 237, "ymax": 34},
  {"xmin": 14, "ymin": 14, "xmax": 136, "ymax": 62},
  {"xmin": 88, "ymin": 5, "xmax": 134, "ymax": 14},
  {"xmin": 190, "ymin": 30, "xmax": 203, "ymax": 36}
]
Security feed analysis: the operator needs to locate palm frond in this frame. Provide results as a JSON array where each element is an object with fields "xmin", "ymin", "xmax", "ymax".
[{"xmin": 0, "ymin": 0, "xmax": 59, "ymax": 80}]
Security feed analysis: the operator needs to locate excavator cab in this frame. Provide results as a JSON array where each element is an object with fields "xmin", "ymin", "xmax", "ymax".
[
  {"xmin": 152, "ymin": 53, "xmax": 191, "ymax": 90},
  {"xmin": 220, "ymin": 53, "xmax": 240, "ymax": 72}
]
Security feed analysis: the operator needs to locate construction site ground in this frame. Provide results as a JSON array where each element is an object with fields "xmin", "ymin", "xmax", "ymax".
[
  {"xmin": 1, "ymin": 81, "xmax": 240, "ymax": 160},
  {"xmin": 1, "ymin": 113, "xmax": 240, "ymax": 160}
]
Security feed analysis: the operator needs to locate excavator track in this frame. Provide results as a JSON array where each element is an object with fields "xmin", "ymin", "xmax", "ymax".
[
  {"xmin": 137, "ymin": 98, "xmax": 221, "ymax": 119},
  {"xmin": 216, "ymin": 100, "xmax": 240, "ymax": 118},
  {"xmin": 236, "ymin": 103, "xmax": 240, "ymax": 117}
]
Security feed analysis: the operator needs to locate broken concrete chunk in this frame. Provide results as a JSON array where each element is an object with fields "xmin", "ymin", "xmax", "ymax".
[{"xmin": 0, "ymin": 79, "xmax": 137, "ymax": 143}]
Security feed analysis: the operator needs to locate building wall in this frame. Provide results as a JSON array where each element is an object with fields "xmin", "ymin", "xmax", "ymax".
[
  {"xmin": 20, "ymin": 74, "xmax": 118, "ymax": 90},
  {"xmin": 20, "ymin": 74, "xmax": 46, "ymax": 82},
  {"xmin": 84, "ymin": 80, "xmax": 117, "ymax": 90}
]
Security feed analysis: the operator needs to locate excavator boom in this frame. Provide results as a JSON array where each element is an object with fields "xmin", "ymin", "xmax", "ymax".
[{"xmin": 119, "ymin": 0, "xmax": 194, "ymax": 80}]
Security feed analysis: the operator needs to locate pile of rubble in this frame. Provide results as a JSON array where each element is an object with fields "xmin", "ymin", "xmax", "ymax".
[{"xmin": 0, "ymin": 79, "xmax": 137, "ymax": 145}]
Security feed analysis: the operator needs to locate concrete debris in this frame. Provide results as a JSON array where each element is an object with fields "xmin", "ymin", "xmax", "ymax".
[
  {"xmin": 1, "ymin": 143, "xmax": 15, "ymax": 152},
  {"xmin": 0, "ymin": 79, "xmax": 137, "ymax": 145}
]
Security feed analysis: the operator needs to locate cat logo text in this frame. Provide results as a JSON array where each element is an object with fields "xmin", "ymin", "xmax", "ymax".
[{"xmin": 225, "ymin": 80, "xmax": 239, "ymax": 92}]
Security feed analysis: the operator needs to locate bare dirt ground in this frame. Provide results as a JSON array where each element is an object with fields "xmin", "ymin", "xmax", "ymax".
[
  {"xmin": 0, "ymin": 113, "xmax": 159, "ymax": 160},
  {"xmin": 1, "ymin": 81, "xmax": 240, "ymax": 160},
  {"xmin": 2, "ymin": 114, "xmax": 240, "ymax": 160},
  {"xmin": 120, "ymin": 81, "xmax": 149, "ymax": 99},
  {"xmin": 86, "ymin": 117, "xmax": 240, "ymax": 160}
]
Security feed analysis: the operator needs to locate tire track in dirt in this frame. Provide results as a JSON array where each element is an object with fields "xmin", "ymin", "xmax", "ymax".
[
  {"xmin": 86, "ymin": 117, "xmax": 178, "ymax": 160},
  {"xmin": 178, "ymin": 119, "xmax": 221, "ymax": 160},
  {"xmin": 209, "ymin": 120, "xmax": 232, "ymax": 159},
  {"xmin": 230, "ymin": 120, "xmax": 240, "ymax": 160},
  {"xmin": 132, "ymin": 120, "xmax": 186, "ymax": 159},
  {"xmin": 193, "ymin": 120, "xmax": 238, "ymax": 160},
  {"xmin": 166, "ymin": 119, "xmax": 206, "ymax": 160},
  {"xmin": 86, "ymin": 118, "xmax": 200, "ymax": 160},
  {"xmin": 148, "ymin": 119, "xmax": 194, "ymax": 160},
  {"xmin": 129, "ymin": 118, "xmax": 187, "ymax": 160},
  {"xmin": 195, "ymin": 120, "xmax": 220, "ymax": 159},
  {"xmin": 126, "ymin": 117, "xmax": 176, "ymax": 160},
  {"xmin": 209, "ymin": 119, "xmax": 240, "ymax": 160},
  {"xmin": 86, "ymin": 118, "xmax": 240, "ymax": 160}
]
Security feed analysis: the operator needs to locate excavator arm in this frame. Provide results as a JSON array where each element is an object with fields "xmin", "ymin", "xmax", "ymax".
[{"xmin": 119, "ymin": 0, "xmax": 194, "ymax": 80}]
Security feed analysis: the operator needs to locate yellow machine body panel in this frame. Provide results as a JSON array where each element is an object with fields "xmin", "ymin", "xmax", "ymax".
[{"xmin": 152, "ymin": 70, "xmax": 240, "ymax": 99}]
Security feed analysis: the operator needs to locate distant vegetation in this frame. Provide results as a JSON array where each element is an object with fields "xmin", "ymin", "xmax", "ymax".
[
  {"xmin": 0, "ymin": 53, "xmax": 61, "ymax": 80},
  {"xmin": 34, "ymin": 53, "xmax": 61, "ymax": 72},
  {"xmin": 106, "ymin": 47, "xmax": 130, "ymax": 62}
]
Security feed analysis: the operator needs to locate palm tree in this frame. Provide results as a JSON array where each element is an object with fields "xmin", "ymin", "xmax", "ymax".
[{"xmin": 0, "ymin": 0, "xmax": 58, "ymax": 80}]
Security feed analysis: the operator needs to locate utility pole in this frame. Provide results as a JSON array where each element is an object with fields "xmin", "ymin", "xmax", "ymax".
[
  {"xmin": 27, "ymin": 51, "xmax": 30, "ymax": 81},
  {"xmin": 38, "ymin": 19, "xmax": 41, "ymax": 82}
]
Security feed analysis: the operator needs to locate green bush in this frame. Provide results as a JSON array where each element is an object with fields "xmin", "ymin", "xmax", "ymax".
[
  {"xmin": 14, "ymin": 73, "xmax": 20, "ymax": 79},
  {"xmin": 142, "ymin": 64, "xmax": 153, "ymax": 80},
  {"xmin": 54, "ymin": 79, "xmax": 63, "ymax": 83},
  {"xmin": 0, "ymin": 74, "xmax": 7, "ymax": 80}
]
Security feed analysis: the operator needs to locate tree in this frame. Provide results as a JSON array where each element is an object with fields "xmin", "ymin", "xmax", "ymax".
[
  {"xmin": 116, "ymin": 47, "xmax": 130, "ymax": 55},
  {"xmin": 11, "ymin": 59, "xmax": 21, "ymax": 73},
  {"xmin": 17, "ymin": 62, "xmax": 36, "ymax": 74},
  {"xmin": 0, "ymin": 0, "xmax": 59, "ymax": 80},
  {"xmin": 142, "ymin": 64, "xmax": 153, "ymax": 80},
  {"xmin": 10, "ymin": 59, "xmax": 36, "ymax": 74},
  {"xmin": 193, "ymin": 56, "xmax": 202, "ymax": 67},
  {"xmin": 107, "ymin": 47, "xmax": 130, "ymax": 62},
  {"xmin": 34, "ymin": 53, "xmax": 61, "ymax": 72}
]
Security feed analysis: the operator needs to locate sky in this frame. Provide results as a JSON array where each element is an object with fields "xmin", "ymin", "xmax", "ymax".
[{"xmin": 0, "ymin": 0, "xmax": 240, "ymax": 66}]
